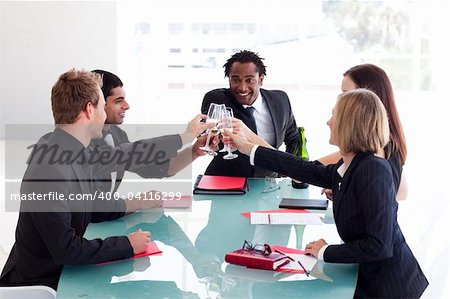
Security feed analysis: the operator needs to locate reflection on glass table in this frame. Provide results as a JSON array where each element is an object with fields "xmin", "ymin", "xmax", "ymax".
[{"xmin": 56, "ymin": 179, "xmax": 357, "ymax": 299}]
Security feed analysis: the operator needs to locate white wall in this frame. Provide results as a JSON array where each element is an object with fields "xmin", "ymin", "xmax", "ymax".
[
  {"xmin": 0, "ymin": 0, "xmax": 118, "ymax": 254},
  {"xmin": 0, "ymin": 1, "xmax": 118, "ymax": 138}
]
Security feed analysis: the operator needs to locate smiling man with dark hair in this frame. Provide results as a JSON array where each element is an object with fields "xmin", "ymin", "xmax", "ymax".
[
  {"xmin": 90, "ymin": 70, "xmax": 213, "ymax": 197},
  {"xmin": 201, "ymin": 50, "xmax": 299, "ymax": 177}
]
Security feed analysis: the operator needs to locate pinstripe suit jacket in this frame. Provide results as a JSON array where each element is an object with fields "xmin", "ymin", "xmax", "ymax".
[{"xmin": 254, "ymin": 148, "xmax": 428, "ymax": 298}]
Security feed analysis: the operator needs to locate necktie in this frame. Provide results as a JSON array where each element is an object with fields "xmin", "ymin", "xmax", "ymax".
[
  {"xmin": 246, "ymin": 106, "xmax": 258, "ymax": 134},
  {"xmin": 104, "ymin": 133, "xmax": 117, "ymax": 194}
]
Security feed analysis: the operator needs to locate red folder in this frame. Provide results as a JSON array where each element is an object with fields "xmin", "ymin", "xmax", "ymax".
[
  {"xmin": 225, "ymin": 249, "xmax": 291, "ymax": 271},
  {"xmin": 97, "ymin": 242, "xmax": 162, "ymax": 265},
  {"xmin": 198, "ymin": 175, "xmax": 246, "ymax": 190},
  {"xmin": 194, "ymin": 175, "xmax": 248, "ymax": 195},
  {"xmin": 133, "ymin": 241, "xmax": 162, "ymax": 258}
]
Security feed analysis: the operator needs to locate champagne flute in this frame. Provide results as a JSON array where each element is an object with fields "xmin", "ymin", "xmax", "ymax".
[
  {"xmin": 221, "ymin": 110, "xmax": 238, "ymax": 160},
  {"xmin": 199, "ymin": 103, "xmax": 224, "ymax": 155},
  {"xmin": 219, "ymin": 107, "xmax": 234, "ymax": 153}
]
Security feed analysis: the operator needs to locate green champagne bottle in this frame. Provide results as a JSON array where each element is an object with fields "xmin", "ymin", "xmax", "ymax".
[{"xmin": 292, "ymin": 127, "xmax": 309, "ymax": 189}]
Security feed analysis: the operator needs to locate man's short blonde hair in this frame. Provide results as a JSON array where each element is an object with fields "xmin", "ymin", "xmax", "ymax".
[
  {"xmin": 51, "ymin": 69, "xmax": 103, "ymax": 124},
  {"xmin": 334, "ymin": 88, "xmax": 389, "ymax": 154}
]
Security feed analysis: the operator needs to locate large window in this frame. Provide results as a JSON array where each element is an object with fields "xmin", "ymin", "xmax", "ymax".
[{"xmin": 117, "ymin": 0, "xmax": 447, "ymax": 158}]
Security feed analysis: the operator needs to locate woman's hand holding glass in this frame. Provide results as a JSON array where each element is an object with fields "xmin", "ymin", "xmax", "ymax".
[
  {"xmin": 231, "ymin": 117, "xmax": 274, "ymax": 150},
  {"xmin": 200, "ymin": 103, "xmax": 266, "ymax": 157},
  {"xmin": 231, "ymin": 118, "xmax": 255, "ymax": 140},
  {"xmin": 221, "ymin": 123, "xmax": 254, "ymax": 156}
]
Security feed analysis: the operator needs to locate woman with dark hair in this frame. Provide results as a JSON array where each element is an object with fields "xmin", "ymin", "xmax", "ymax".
[{"xmin": 319, "ymin": 64, "xmax": 408, "ymax": 200}]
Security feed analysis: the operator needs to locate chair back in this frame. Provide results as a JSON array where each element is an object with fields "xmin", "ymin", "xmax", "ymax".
[{"xmin": 0, "ymin": 285, "xmax": 56, "ymax": 299}]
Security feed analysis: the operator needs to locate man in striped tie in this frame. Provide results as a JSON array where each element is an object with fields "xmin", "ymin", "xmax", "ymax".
[{"xmin": 200, "ymin": 50, "xmax": 299, "ymax": 177}]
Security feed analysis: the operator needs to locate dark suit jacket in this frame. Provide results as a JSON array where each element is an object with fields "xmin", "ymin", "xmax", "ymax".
[
  {"xmin": 0, "ymin": 128, "xmax": 182, "ymax": 290},
  {"xmin": 253, "ymin": 147, "xmax": 429, "ymax": 298},
  {"xmin": 201, "ymin": 88, "xmax": 298, "ymax": 177},
  {"xmin": 90, "ymin": 125, "xmax": 172, "ymax": 194},
  {"xmin": 385, "ymin": 144, "xmax": 402, "ymax": 193}
]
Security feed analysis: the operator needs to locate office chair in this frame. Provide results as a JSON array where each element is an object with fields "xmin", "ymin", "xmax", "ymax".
[{"xmin": 0, "ymin": 285, "xmax": 56, "ymax": 299}]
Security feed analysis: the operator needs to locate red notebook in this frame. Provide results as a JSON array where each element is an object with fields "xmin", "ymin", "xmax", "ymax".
[
  {"xmin": 225, "ymin": 249, "xmax": 291, "ymax": 271},
  {"xmin": 193, "ymin": 175, "xmax": 248, "ymax": 195}
]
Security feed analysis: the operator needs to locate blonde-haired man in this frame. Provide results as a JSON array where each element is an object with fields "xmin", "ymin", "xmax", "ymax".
[{"xmin": 0, "ymin": 69, "xmax": 211, "ymax": 290}]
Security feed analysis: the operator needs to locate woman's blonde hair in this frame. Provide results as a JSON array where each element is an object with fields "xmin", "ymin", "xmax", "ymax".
[{"xmin": 334, "ymin": 88, "xmax": 389, "ymax": 154}]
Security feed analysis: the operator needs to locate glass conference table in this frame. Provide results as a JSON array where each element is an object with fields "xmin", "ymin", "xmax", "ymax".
[{"xmin": 56, "ymin": 178, "xmax": 357, "ymax": 298}]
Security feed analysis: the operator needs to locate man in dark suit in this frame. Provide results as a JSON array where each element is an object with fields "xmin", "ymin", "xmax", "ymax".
[
  {"xmin": 201, "ymin": 50, "xmax": 298, "ymax": 177},
  {"xmin": 0, "ymin": 69, "xmax": 211, "ymax": 290}
]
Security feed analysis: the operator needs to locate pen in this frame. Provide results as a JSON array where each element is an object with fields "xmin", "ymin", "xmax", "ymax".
[
  {"xmin": 297, "ymin": 260, "xmax": 310, "ymax": 277},
  {"xmin": 274, "ymin": 250, "xmax": 310, "ymax": 277},
  {"xmin": 274, "ymin": 249, "xmax": 294, "ymax": 261}
]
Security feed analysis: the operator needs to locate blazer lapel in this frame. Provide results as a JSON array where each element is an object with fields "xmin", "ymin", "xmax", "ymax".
[
  {"xmin": 333, "ymin": 152, "xmax": 372, "ymax": 216},
  {"xmin": 261, "ymin": 89, "xmax": 280, "ymax": 147}
]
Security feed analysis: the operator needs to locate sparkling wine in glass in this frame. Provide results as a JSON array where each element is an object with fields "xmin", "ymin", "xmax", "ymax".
[
  {"xmin": 199, "ymin": 103, "xmax": 224, "ymax": 156},
  {"xmin": 219, "ymin": 107, "xmax": 234, "ymax": 153},
  {"xmin": 221, "ymin": 111, "xmax": 238, "ymax": 160}
]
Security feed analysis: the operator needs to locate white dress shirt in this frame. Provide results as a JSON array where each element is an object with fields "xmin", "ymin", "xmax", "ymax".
[
  {"xmin": 243, "ymin": 92, "xmax": 276, "ymax": 147},
  {"xmin": 103, "ymin": 133, "xmax": 117, "ymax": 194}
]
